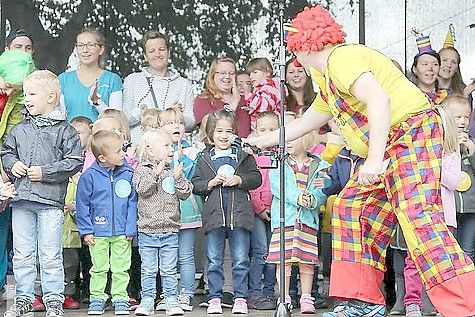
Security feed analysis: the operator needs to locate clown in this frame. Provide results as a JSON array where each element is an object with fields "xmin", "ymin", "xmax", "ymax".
[{"xmin": 246, "ymin": 5, "xmax": 475, "ymax": 317}]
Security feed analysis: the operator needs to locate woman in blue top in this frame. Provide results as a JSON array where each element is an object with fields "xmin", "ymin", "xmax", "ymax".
[{"xmin": 59, "ymin": 27, "xmax": 123, "ymax": 122}]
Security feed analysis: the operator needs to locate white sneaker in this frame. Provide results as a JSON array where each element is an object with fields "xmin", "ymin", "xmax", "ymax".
[
  {"xmin": 178, "ymin": 293, "xmax": 193, "ymax": 312},
  {"xmin": 155, "ymin": 295, "xmax": 166, "ymax": 311}
]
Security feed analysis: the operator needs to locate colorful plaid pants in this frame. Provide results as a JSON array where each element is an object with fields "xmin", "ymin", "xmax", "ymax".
[{"xmin": 330, "ymin": 109, "xmax": 475, "ymax": 317}]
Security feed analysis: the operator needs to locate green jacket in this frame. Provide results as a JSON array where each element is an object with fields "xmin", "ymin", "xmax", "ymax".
[{"xmin": 63, "ymin": 175, "xmax": 81, "ymax": 248}]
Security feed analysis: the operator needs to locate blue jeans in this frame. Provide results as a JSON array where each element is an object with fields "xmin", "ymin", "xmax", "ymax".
[
  {"xmin": 456, "ymin": 213, "xmax": 475, "ymax": 262},
  {"xmin": 178, "ymin": 228, "xmax": 196, "ymax": 297},
  {"xmin": 139, "ymin": 232, "xmax": 178, "ymax": 300},
  {"xmin": 0, "ymin": 208, "xmax": 11, "ymax": 291},
  {"xmin": 206, "ymin": 226, "xmax": 250, "ymax": 299},
  {"xmin": 249, "ymin": 215, "xmax": 275, "ymax": 297},
  {"xmin": 12, "ymin": 206, "xmax": 64, "ymax": 303}
]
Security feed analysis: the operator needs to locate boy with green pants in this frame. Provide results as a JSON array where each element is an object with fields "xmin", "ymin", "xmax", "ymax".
[{"xmin": 76, "ymin": 130, "xmax": 138, "ymax": 315}]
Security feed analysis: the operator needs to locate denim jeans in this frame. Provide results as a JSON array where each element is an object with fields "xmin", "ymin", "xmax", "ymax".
[
  {"xmin": 139, "ymin": 232, "xmax": 179, "ymax": 300},
  {"xmin": 178, "ymin": 228, "xmax": 196, "ymax": 297},
  {"xmin": 249, "ymin": 215, "xmax": 275, "ymax": 297},
  {"xmin": 0, "ymin": 208, "xmax": 11, "ymax": 291},
  {"xmin": 456, "ymin": 213, "xmax": 475, "ymax": 262},
  {"xmin": 12, "ymin": 206, "xmax": 64, "ymax": 303},
  {"xmin": 206, "ymin": 226, "xmax": 250, "ymax": 299}
]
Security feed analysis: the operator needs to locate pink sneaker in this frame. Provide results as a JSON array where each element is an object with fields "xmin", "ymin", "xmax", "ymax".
[
  {"xmin": 231, "ymin": 298, "xmax": 248, "ymax": 314},
  {"xmin": 207, "ymin": 298, "xmax": 222, "ymax": 314},
  {"xmin": 277, "ymin": 295, "xmax": 292, "ymax": 309},
  {"xmin": 300, "ymin": 293, "xmax": 315, "ymax": 314}
]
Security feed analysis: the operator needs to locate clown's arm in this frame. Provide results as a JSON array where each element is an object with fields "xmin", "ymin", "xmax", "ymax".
[
  {"xmin": 244, "ymin": 106, "xmax": 332, "ymax": 149},
  {"xmin": 350, "ymin": 72, "xmax": 391, "ymax": 186}
]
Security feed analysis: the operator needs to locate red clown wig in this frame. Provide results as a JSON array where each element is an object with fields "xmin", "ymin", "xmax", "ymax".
[{"xmin": 286, "ymin": 6, "xmax": 346, "ymax": 52}]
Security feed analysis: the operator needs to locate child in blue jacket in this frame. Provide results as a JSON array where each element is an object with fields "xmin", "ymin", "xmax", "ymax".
[
  {"xmin": 266, "ymin": 131, "xmax": 329, "ymax": 314},
  {"xmin": 76, "ymin": 130, "xmax": 138, "ymax": 315}
]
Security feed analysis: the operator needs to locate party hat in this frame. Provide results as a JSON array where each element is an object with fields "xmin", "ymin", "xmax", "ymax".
[
  {"xmin": 411, "ymin": 28, "xmax": 435, "ymax": 56},
  {"xmin": 443, "ymin": 24, "xmax": 455, "ymax": 48}
]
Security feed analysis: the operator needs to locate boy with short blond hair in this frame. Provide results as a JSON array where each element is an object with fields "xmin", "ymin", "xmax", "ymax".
[
  {"xmin": 76, "ymin": 130, "xmax": 137, "ymax": 315},
  {"xmin": 1, "ymin": 69, "xmax": 83, "ymax": 317}
]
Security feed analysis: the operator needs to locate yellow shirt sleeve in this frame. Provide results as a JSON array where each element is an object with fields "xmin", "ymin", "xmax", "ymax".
[
  {"xmin": 310, "ymin": 92, "xmax": 332, "ymax": 116},
  {"xmin": 328, "ymin": 45, "xmax": 372, "ymax": 95}
]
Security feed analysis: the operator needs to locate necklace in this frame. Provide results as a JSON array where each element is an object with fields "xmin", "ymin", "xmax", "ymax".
[{"xmin": 138, "ymin": 74, "xmax": 171, "ymax": 109}]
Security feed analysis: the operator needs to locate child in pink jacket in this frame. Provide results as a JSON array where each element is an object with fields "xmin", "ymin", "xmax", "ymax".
[{"xmin": 248, "ymin": 111, "xmax": 279, "ymax": 309}]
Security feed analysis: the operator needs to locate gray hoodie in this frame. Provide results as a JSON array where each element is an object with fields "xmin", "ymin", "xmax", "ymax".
[
  {"xmin": 1, "ymin": 107, "xmax": 84, "ymax": 208},
  {"xmin": 122, "ymin": 67, "xmax": 196, "ymax": 143}
]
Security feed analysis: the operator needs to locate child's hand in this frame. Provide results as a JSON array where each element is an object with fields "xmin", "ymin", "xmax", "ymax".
[
  {"xmin": 27, "ymin": 166, "xmax": 42, "ymax": 182},
  {"xmin": 0, "ymin": 182, "xmax": 17, "ymax": 199},
  {"xmin": 459, "ymin": 131, "xmax": 470, "ymax": 144},
  {"xmin": 174, "ymin": 162, "xmax": 184, "ymax": 180},
  {"xmin": 126, "ymin": 236, "xmax": 133, "ymax": 241},
  {"xmin": 461, "ymin": 135, "xmax": 475, "ymax": 156},
  {"xmin": 11, "ymin": 161, "xmax": 28, "ymax": 178},
  {"xmin": 126, "ymin": 145, "xmax": 136, "ymax": 157},
  {"xmin": 172, "ymin": 102, "xmax": 183, "ymax": 111},
  {"xmin": 314, "ymin": 178, "xmax": 325, "ymax": 189},
  {"xmin": 259, "ymin": 209, "xmax": 271, "ymax": 222},
  {"xmin": 223, "ymin": 175, "xmax": 242, "ymax": 187},
  {"xmin": 155, "ymin": 160, "xmax": 167, "ymax": 176},
  {"xmin": 64, "ymin": 202, "xmax": 75, "ymax": 214},
  {"xmin": 140, "ymin": 104, "xmax": 148, "ymax": 114},
  {"xmin": 84, "ymin": 234, "xmax": 95, "ymax": 246},
  {"xmin": 208, "ymin": 174, "xmax": 226, "ymax": 189},
  {"xmin": 298, "ymin": 191, "xmax": 315, "ymax": 208}
]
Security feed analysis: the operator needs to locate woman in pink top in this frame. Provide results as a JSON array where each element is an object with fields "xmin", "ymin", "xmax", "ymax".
[{"xmin": 193, "ymin": 57, "xmax": 251, "ymax": 137}]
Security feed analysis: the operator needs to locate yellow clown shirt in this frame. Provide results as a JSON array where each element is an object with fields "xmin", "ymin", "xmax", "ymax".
[{"xmin": 310, "ymin": 44, "xmax": 431, "ymax": 158}]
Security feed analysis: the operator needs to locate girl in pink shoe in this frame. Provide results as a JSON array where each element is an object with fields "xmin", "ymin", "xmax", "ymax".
[{"xmin": 266, "ymin": 114, "xmax": 329, "ymax": 314}]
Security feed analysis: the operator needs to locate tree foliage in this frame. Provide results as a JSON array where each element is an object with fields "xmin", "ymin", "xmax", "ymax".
[{"xmin": 3, "ymin": 0, "xmax": 351, "ymax": 86}]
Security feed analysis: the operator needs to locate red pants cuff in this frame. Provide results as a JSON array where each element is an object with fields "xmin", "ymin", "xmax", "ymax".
[{"xmin": 328, "ymin": 260, "xmax": 386, "ymax": 305}]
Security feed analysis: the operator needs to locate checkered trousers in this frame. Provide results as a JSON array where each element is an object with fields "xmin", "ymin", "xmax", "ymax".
[{"xmin": 332, "ymin": 109, "xmax": 474, "ymax": 289}]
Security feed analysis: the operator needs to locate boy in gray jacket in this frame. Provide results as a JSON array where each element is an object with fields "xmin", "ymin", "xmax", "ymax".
[{"xmin": 1, "ymin": 70, "xmax": 83, "ymax": 317}]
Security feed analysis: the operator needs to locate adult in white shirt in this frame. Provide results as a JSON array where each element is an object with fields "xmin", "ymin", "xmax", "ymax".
[{"xmin": 122, "ymin": 31, "xmax": 195, "ymax": 143}]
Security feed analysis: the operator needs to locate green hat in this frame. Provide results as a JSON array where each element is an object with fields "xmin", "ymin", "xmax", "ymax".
[{"xmin": 0, "ymin": 49, "xmax": 36, "ymax": 86}]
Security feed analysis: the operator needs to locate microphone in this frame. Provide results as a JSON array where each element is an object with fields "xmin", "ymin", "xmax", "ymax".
[{"xmin": 230, "ymin": 134, "xmax": 261, "ymax": 154}]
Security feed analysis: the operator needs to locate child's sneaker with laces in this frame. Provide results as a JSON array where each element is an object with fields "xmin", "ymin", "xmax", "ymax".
[
  {"xmin": 207, "ymin": 298, "xmax": 223, "ymax": 314},
  {"xmin": 165, "ymin": 297, "xmax": 184, "ymax": 316},
  {"xmin": 3, "ymin": 298, "xmax": 34, "ymax": 317},
  {"xmin": 321, "ymin": 299, "xmax": 385, "ymax": 317},
  {"xmin": 155, "ymin": 294, "xmax": 166, "ymax": 311},
  {"xmin": 135, "ymin": 297, "xmax": 154, "ymax": 316},
  {"xmin": 231, "ymin": 298, "xmax": 248, "ymax": 314},
  {"xmin": 113, "ymin": 300, "xmax": 130, "ymax": 315},
  {"xmin": 88, "ymin": 299, "xmax": 106, "ymax": 315},
  {"xmin": 405, "ymin": 304, "xmax": 422, "ymax": 317},
  {"xmin": 177, "ymin": 292, "xmax": 193, "ymax": 311},
  {"xmin": 300, "ymin": 293, "xmax": 315, "ymax": 314},
  {"xmin": 45, "ymin": 300, "xmax": 64, "ymax": 317}
]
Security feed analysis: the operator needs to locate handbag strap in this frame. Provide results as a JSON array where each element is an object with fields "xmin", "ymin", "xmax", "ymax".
[{"xmin": 146, "ymin": 77, "xmax": 159, "ymax": 108}]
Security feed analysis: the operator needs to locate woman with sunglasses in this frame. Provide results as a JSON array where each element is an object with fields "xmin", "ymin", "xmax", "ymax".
[{"xmin": 59, "ymin": 27, "xmax": 122, "ymax": 122}]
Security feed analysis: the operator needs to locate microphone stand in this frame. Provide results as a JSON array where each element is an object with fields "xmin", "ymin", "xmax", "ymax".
[{"xmin": 274, "ymin": 1, "xmax": 291, "ymax": 316}]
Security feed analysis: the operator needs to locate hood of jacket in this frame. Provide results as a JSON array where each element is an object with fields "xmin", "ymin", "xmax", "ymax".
[{"xmin": 142, "ymin": 67, "xmax": 182, "ymax": 81}]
